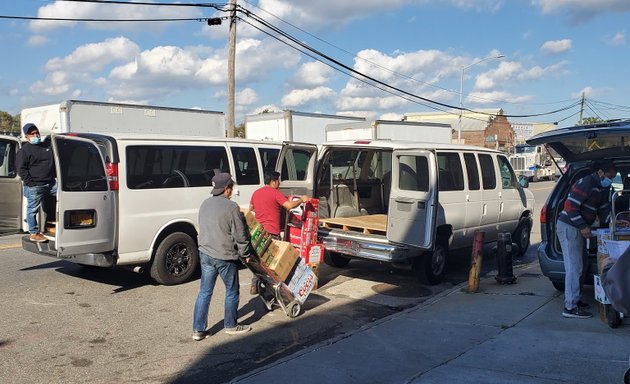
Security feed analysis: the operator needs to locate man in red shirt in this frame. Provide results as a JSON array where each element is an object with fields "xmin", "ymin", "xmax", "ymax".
[{"xmin": 249, "ymin": 171, "xmax": 308, "ymax": 294}]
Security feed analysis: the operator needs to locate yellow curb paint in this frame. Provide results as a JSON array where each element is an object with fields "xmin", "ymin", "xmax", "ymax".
[{"xmin": 0, "ymin": 244, "xmax": 21, "ymax": 250}]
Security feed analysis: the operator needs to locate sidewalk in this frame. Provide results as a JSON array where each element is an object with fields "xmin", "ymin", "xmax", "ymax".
[{"xmin": 230, "ymin": 262, "xmax": 630, "ymax": 383}]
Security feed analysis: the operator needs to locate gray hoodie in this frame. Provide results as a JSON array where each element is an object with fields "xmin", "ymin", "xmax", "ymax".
[{"xmin": 198, "ymin": 194, "xmax": 253, "ymax": 261}]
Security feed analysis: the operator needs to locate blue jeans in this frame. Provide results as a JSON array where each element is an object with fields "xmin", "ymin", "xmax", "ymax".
[
  {"xmin": 193, "ymin": 252, "xmax": 240, "ymax": 332},
  {"xmin": 24, "ymin": 181, "xmax": 57, "ymax": 234},
  {"xmin": 556, "ymin": 220, "xmax": 585, "ymax": 310}
]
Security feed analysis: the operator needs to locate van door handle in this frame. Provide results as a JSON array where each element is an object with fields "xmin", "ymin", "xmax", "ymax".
[
  {"xmin": 234, "ymin": 188, "xmax": 241, "ymax": 196},
  {"xmin": 394, "ymin": 197, "xmax": 414, "ymax": 204},
  {"xmin": 483, "ymin": 204, "xmax": 487, "ymax": 216},
  {"xmin": 466, "ymin": 194, "xmax": 470, "ymax": 202}
]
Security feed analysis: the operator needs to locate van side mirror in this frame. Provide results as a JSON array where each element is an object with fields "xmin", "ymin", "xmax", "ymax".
[{"xmin": 518, "ymin": 175, "xmax": 529, "ymax": 188}]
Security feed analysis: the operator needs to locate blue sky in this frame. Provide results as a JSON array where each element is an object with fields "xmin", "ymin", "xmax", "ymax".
[{"xmin": 1, "ymin": 0, "xmax": 629, "ymax": 126}]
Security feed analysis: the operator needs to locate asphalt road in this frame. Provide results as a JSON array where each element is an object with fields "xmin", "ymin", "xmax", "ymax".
[{"xmin": 0, "ymin": 181, "xmax": 554, "ymax": 384}]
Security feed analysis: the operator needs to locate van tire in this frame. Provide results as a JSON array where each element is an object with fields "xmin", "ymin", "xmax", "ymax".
[
  {"xmin": 150, "ymin": 232, "xmax": 199, "ymax": 285},
  {"xmin": 413, "ymin": 242, "xmax": 448, "ymax": 285},
  {"xmin": 551, "ymin": 280, "xmax": 565, "ymax": 291},
  {"xmin": 513, "ymin": 219, "xmax": 532, "ymax": 257},
  {"xmin": 324, "ymin": 251, "xmax": 351, "ymax": 268}
]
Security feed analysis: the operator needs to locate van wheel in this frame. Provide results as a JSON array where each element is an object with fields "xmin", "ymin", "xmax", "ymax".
[
  {"xmin": 551, "ymin": 280, "xmax": 565, "ymax": 291},
  {"xmin": 413, "ymin": 242, "xmax": 447, "ymax": 285},
  {"xmin": 150, "ymin": 232, "xmax": 199, "ymax": 285},
  {"xmin": 324, "ymin": 251, "xmax": 351, "ymax": 268},
  {"xmin": 513, "ymin": 219, "xmax": 532, "ymax": 257}
]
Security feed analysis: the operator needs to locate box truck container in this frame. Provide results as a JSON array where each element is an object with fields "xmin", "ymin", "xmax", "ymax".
[
  {"xmin": 245, "ymin": 110, "xmax": 365, "ymax": 143},
  {"xmin": 20, "ymin": 100, "xmax": 226, "ymax": 138},
  {"xmin": 325, "ymin": 120, "xmax": 453, "ymax": 144}
]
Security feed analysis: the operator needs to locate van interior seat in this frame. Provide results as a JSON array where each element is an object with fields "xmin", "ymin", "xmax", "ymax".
[{"xmin": 331, "ymin": 183, "xmax": 361, "ymax": 218}]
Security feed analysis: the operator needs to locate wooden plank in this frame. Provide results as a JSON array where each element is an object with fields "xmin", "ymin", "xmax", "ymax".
[{"xmin": 319, "ymin": 214, "xmax": 387, "ymax": 234}]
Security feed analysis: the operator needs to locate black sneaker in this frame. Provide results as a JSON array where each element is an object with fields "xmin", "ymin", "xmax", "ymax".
[
  {"xmin": 576, "ymin": 300, "xmax": 590, "ymax": 308},
  {"xmin": 225, "ymin": 324, "xmax": 252, "ymax": 335},
  {"xmin": 563, "ymin": 307, "xmax": 593, "ymax": 319},
  {"xmin": 192, "ymin": 331, "xmax": 209, "ymax": 341}
]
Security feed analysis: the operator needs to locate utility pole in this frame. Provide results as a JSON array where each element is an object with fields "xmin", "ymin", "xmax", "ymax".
[
  {"xmin": 227, "ymin": 0, "xmax": 237, "ymax": 138},
  {"xmin": 578, "ymin": 92, "xmax": 585, "ymax": 125}
]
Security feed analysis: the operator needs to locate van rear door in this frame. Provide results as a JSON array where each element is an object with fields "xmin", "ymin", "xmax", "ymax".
[
  {"xmin": 387, "ymin": 149, "xmax": 437, "ymax": 249},
  {"xmin": 51, "ymin": 135, "xmax": 115, "ymax": 256},
  {"xmin": 0, "ymin": 135, "xmax": 22, "ymax": 233},
  {"xmin": 276, "ymin": 142, "xmax": 318, "ymax": 197}
]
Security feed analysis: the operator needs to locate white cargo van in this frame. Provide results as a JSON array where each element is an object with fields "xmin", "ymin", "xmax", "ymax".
[
  {"xmin": 20, "ymin": 133, "xmax": 280, "ymax": 285},
  {"xmin": 276, "ymin": 140, "xmax": 535, "ymax": 284}
]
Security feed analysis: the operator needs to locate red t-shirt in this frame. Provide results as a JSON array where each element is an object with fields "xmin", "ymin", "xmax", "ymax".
[{"xmin": 250, "ymin": 186, "xmax": 288, "ymax": 235}]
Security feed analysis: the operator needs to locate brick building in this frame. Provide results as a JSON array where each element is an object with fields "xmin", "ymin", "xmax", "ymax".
[{"xmin": 403, "ymin": 108, "xmax": 516, "ymax": 152}]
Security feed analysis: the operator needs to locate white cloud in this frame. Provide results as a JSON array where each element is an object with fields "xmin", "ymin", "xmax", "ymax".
[
  {"xmin": 29, "ymin": 71, "xmax": 72, "ymax": 96},
  {"xmin": 606, "ymin": 31, "xmax": 626, "ymax": 46},
  {"xmin": 236, "ymin": 88, "xmax": 258, "ymax": 105},
  {"xmin": 251, "ymin": 104, "xmax": 282, "ymax": 115},
  {"xmin": 47, "ymin": 37, "xmax": 140, "ymax": 72},
  {"xmin": 31, "ymin": 1, "xmax": 201, "ymax": 33},
  {"xmin": 533, "ymin": 0, "xmax": 630, "ymax": 22},
  {"xmin": 27, "ymin": 35, "xmax": 48, "ymax": 46},
  {"xmin": 291, "ymin": 61, "xmax": 334, "ymax": 88},
  {"xmin": 282, "ymin": 86, "xmax": 336, "ymax": 107},
  {"xmin": 379, "ymin": 112, "xmax": 404, "ymax": 121},
  {"xmin": 255, "ymin": 0, "xmax": 409, "ymax": 28},
  {"xmin": 467, "ymin": 91, "xmax": 533, "ymax": 105},
  {"xmin": 540, "ymin": 39, "xmax": 572, "ymax": 54}
]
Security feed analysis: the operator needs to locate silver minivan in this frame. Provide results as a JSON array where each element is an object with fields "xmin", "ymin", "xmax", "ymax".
[
  {"xmin": 19, "ymin": 133, "xmax": 280, "ymax": 285},
  {"xmin": 276, "ymin": 140, "xmax": 535, "ymax": 284}
]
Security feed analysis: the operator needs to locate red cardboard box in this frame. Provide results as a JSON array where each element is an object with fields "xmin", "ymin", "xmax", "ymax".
[{"xmin": 300, "ymin": 244, "xmax": 323, "ymax": 264}]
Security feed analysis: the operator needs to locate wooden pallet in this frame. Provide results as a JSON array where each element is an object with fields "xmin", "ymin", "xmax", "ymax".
[{"xmin": 320, "ymin": 214, "xmax": 387, "ymax": 235}]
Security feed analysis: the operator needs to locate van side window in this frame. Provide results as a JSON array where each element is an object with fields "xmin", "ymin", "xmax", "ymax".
[
  {"xmin": 230, "ymin": 147, "xmax": 260, "ymax": 185},
  {"xmin": 463, "ymin": 153, "xmax": 480, "ymax": 190},
  {"xmin": 126, "ymin": 145, "xmax": 229, "ymax": 189},
  {"xmin": 57, "ymin": 138, "xmax": 108, "ymax": 191},
  {"xmin": 398, "ymin": 155, "xmax": 429, "ymax": 191},
  {"xmin": 478, "ymin": 154, "xmax": 497, "ymax": 190},
  {"xmin": 436, "ymin": 152, "xmax": 464, "ymax": 191},
  {"xmin": 497, "ymin": 155, "xmax": 517, "ymax": 189},
  {"xmin": 281, "ymin": 148, "xmax": 312, "ymax": 181},
  {"xmin": 0, "ymin": 140, "xmax": 17, "ymax": 178},
  {"xmin": 258, "ymin": 148, "xmax": 279, "ymax": 172}
]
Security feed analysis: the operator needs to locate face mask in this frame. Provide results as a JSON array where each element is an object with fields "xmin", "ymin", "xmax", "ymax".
[
  {"xmin": 601, "ymin": 177, "xmax": 612, "ymax": 188},
  {"xmin": 29, "ymin": 136, "xmax": 41, "ymax": 145}
]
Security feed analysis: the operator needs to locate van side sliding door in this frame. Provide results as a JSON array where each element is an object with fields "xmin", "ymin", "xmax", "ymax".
[
  {"xmin": 0, "ymin": 135, "xmax": 22, "ymax": 233},
  {"xmin": 51, "ymin": 135, "xmax": 115, "ymax": 257},
  {"xmin": 387, "ymin": 149, "xmax": 437, "ymax": 249}
]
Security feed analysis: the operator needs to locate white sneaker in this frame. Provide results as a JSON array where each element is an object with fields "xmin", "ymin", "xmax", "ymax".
[{"xmin": 225, "ymin": 325, "xmax": 252, "ymax": 335}]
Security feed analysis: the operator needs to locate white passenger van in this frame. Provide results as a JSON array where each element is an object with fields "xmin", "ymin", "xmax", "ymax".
[
  {"xmin": 276, "ymin": 140, "xmax": 535, "ymax": 284},
  {"xmin": 20, "ymin": 133, "xmax": 280, "ymax": 285}
]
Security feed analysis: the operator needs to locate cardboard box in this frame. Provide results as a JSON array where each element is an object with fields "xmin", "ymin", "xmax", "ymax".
[
  {"xmin": 261, "ymin": 240, "xmax": 299, "ymax": 282},
  {"xmin": 243, "ymin": 210, "xmax": 259, "ymax": 231},
  {"xmin": 594, "ymin": 275, "xmax": 610, "ymax": 304},
  {"xmin": 286, "ymin": 260, "xmax": 317, "ymax": 304},
  {"xmin": 596, "ymin": 229, "xmax": 612, "ymax": 274},
  {"xmin": 603, "ymin": 240, "xmax": 630, "ymax": 261},
  {"xmin": 301, "ymin": 244, "xmax": 324, "ymax": 264}
]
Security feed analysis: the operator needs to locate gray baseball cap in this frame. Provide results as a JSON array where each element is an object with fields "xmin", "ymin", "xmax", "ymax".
[{"xmin": 211, "ymin": 173, "xmax": 234, "ymax": 196}]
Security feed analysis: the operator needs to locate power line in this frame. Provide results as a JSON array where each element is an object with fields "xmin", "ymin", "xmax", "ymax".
[
  {"xmin": 57, "ymin": 0, "xmax": 227, "ymax": 8},
  {"xmin": 239, "ymin": 8, "xmax": 581, "ymax": 119},
  {"xmin": 0, "ymin": 15, "xmax": 210, "ymax": 22}
]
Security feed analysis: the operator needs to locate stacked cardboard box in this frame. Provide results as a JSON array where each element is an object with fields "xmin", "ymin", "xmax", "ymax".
[
  {"xmin": 286, "ymin": 199, "xmax": 323, "ymax": 287},
  {"xmin": 242, "ymin": 209, "xmax": 317, "ymax": 301}
]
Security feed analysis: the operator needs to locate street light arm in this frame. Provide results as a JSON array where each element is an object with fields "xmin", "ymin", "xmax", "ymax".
[{"xmin": 457, "ymin": 53, "xmax": 504, "ymax": 144}]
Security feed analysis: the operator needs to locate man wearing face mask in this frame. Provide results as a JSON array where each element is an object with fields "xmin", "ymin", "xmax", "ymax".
[
  {"xmin": 16, "ymin": 123, "xmax": 57, "ymax": 243},
  {"xmin": 556, "ymin": 160, "xmax": 617, "ymax": 319}
]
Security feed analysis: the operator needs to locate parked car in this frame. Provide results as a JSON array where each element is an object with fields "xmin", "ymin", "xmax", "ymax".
[{"xmin": 527, "ymin": 119, "xmax": 630, "ymax": 290}]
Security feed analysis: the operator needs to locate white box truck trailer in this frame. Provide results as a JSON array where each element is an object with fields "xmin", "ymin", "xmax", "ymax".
[
  {"xmin": 20, "ymin": 100, "xmax": 226, "ymax": 138},
  {"xmin": 325, "ymin": 120, "xmax": 453, "ymax": 143},
  {"xmin": 245, "ymin": 110, "xmax": 365, "ymax": 143}
]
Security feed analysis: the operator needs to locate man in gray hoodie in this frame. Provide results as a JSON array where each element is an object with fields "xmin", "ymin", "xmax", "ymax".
[{"xmin": 192, "ymin": 173, "xmax": 254, "ymax": 341}]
